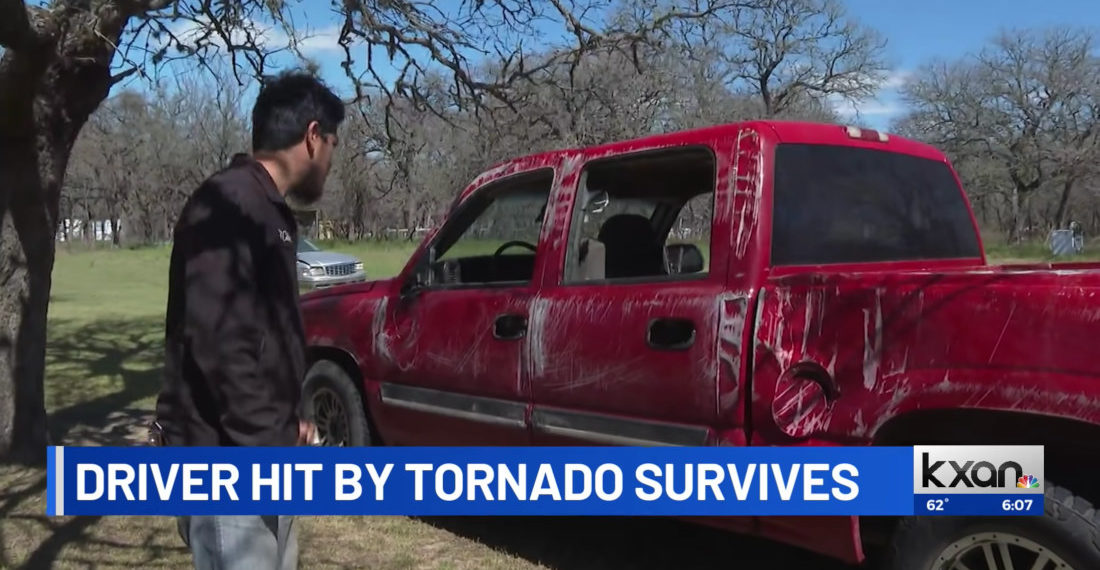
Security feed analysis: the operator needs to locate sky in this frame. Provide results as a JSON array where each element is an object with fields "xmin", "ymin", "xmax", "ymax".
[
  {"xmin": 122, "ymin": 0, "xmax": 1100, "ymax": 133},
  {"xmin": 837, "ymin": 0, "xmax": 1100, "ymax": 130}
]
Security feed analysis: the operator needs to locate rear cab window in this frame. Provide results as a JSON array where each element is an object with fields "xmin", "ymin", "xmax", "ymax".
[{"xmin": 769, "ymin": 144, "xmax": 982, "ymax": 266}]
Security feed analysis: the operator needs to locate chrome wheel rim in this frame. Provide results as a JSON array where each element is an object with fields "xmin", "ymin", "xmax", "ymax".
[
  {"xmin": 932, "ymin": 532, "xmax": 1072, "ymax": 570},
  {"xmin": 311, "ymin": 387, "xmax": 348, "ymax": 446}
]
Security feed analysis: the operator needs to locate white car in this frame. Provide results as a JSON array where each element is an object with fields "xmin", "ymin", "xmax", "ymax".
[{"xmin": 296, "ymin": 237, "xmax": 366, "ymax": 290}]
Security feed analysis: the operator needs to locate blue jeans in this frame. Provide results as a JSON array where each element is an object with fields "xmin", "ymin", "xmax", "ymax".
[{"xmin": 178, "ymin": 515, "xmax": 298, "ymax": 569}]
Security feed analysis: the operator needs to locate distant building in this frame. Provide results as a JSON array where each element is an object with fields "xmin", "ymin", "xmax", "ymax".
[{"xmin": 56, "ymin": 219, "xmax": 121, "ymax": 242}]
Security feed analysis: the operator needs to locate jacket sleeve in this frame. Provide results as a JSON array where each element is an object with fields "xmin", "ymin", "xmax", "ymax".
[{"xmin": 180, "ymin": 187, "xmax": 283, "ymax": 446}]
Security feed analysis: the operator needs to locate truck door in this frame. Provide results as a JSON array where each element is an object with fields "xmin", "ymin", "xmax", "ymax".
[
  {"xmin": 527, "ymin": 141, "xmax": 745, "ymax": 447},
  {"xmin": 372, "ymin": 165, "xmax": 557, "ymax": 446}
]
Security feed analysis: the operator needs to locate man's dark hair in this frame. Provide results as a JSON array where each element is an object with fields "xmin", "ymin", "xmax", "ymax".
[{"xmin": 251, "ymin": 70, "xmax": 345, "ymax": 152}]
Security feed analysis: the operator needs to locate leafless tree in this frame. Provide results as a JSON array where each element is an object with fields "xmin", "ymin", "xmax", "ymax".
[
  {"xmin": 289, "ymin": 1, "xmax": 875, "ymax": 241},
  {"xmin": 0, "ymin": 0, "xmax": 755, "ymax": 463},
  {"xmin": 898, "ymin": 26, "xmax": 1100, "ymax": 243},
  {"xmin": 654, "ymin": 0, "xmax": 888, "ymax": 117}
]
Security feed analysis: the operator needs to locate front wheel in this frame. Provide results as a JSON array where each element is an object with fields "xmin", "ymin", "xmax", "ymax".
[
  {"xmin": 301, "ymin": 360, "xmax": 372, "ymax": 447},
  {"xmin": 882, "ymin": 483, "xmax": 1100, "ymax": 570}
]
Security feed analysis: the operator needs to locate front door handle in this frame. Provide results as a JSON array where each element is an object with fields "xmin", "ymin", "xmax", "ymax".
[
  {"xmin": 494, "ymin": 314, "xmax": 527, "ymax": 340},
  {"xmin": 647, "ymin": 317, "xmax": 695, "ymax": 350}
]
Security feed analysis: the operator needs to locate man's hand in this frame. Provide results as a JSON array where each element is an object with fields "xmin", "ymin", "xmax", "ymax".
[{"xmin": 297, "ymin": 419, "xmax": 318, "ymax": 446}]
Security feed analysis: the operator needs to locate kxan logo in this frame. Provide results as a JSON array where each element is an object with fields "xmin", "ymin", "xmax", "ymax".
[{"xmin": 912, "ymin": 445, "xmax": 1044, "ymax": 495}]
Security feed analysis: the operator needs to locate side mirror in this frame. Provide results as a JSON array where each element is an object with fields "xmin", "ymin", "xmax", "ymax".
[
  {"xmin": 665, "ymin": 243, "xmax": 705, "ymax": 274},
  {"xmin": 401, "ymin": 245, "xmax": 439, "ymax": 299},
  {"xmin": 400, "ymin": 264, "xmax": 432, "ymax": 302},
  {"xmin": 399, "ymin": 273, "xmax": 425, "ymax": 301}
]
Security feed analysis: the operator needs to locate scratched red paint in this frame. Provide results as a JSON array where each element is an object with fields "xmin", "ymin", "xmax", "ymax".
[{"xmin": 297, "ymin": 121, "xmax": 1100, "ymax": 566}]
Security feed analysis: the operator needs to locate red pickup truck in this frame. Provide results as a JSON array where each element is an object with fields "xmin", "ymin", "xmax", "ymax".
[{"xmin": 298, "ymin": 120, "xmax": 1100, "ymax": 569}]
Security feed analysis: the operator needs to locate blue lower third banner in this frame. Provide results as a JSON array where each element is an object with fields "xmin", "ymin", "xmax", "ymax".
[{"xmin": 45, "ymin": 446, "xmax": 1044, "ymax": 517}]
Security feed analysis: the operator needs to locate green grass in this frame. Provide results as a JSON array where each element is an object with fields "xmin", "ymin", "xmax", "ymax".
[
  {"xmin": 46, "ymin": 247, "xmax": 173, "ymax": 433},
  {"xmin": 51, "ymin": 247, "xmax": 171, "ymax": 320},
  {"xmin": 983, "ymin": 240, "xmax": 1100, "ymax": 264}
]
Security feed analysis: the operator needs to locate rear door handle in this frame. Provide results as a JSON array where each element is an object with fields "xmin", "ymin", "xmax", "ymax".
[
  {"xmin": 494, "ymin": 314, "xmax": 527, "ymax": 340},
  {"xmin": 647, "ymin": 318, "xmax": 695, "ymax": 350}
]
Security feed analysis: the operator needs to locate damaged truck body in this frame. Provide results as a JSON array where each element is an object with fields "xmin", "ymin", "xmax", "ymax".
[{"xmin": 298, "ymin": 120, "xmax": 1100, "ymax": 569}]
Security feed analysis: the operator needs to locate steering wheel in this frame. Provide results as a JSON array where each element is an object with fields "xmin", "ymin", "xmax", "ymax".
[{"xmin": 493, "ymin": 240, "xmax": 537, "ymax": 256}]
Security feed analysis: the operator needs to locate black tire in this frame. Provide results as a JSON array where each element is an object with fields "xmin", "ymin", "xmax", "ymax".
[
  {"xmin": 881, "ymin": 482, "xmax": 1100, "ymax": 570},
  {"xmin": 301, "ymin": 360, "xmax": 372, "ymax": 447}
]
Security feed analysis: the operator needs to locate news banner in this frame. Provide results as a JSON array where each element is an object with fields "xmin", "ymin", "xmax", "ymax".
[{"xmin": 46, "ymin": 445, "xmax": 1044, "ymax": 517}]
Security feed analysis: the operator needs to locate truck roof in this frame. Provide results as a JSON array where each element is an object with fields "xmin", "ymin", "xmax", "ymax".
[
  {"xmin": 457, "ymin": 120, "xmax": 951, "ymax": 204},
  {"xmin": 487, "ymin": 119, "xmax": 947, "ymax": 169}
]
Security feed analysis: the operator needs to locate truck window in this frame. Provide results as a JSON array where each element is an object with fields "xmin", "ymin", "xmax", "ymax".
[
  {"xmin": 423, "ymin": 168, "xmax": 554, "ymax": 286},
  {"xmin": 668, "ymin": 192, "xmax": 713, "ymax": 272},
  {"xmin": 770, "ymin": 144, "xmax": 982, "ymax": 266},
  {"xmin": 563, "ymin": 145, "xmax": 716, "ymax": 283}
]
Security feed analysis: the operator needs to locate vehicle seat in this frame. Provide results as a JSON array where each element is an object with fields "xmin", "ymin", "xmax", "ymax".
[{"xmin": 597, "ymin": 214, "xmax": 665, "ymax": 279}]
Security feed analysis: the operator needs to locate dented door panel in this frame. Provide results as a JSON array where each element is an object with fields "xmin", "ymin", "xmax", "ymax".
[
  {"xmin": 525, "ymin": 134, "xmax": 743, "ymax": 446},
  {"xmin": 374, "ymin": 288, "xmax": 535, "ymax": 446},
  {"xmin": 370, "ymin": 158, "xmax": 562, "ymax": 447},
  {"xmin": 527, "ymin": 282, "xmax": 727, "ymax": 445}
]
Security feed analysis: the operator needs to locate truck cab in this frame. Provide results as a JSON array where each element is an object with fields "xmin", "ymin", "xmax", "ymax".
[{"xmin": 299, "ymin": 121, "xmax": 1100, "ymax": 570}]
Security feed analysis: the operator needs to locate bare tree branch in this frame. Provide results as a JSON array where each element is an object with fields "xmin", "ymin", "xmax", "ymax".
[{"xmin": 109, "ymin": 66, "xmax": 140, "ymax": 85}]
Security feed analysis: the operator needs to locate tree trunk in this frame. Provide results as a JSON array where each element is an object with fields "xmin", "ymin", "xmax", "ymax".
[
  {"xmin": 0, "ymin": 7, "xmax": 126, "ymax": 462},
  {"xmin": 1054, "ymin": 179, "xmax": 1075, "ymax": 230},
  {"xmin": 1008, "ymin": 186, "xmax": 1023, "ymax": 244},
  {"xmin": 0, "ymin": 140, "xmax": 55, "ymax": 465},
  {"xmin": 992, "ymin": 193, "xmax": 1005, "ymax": 234}
]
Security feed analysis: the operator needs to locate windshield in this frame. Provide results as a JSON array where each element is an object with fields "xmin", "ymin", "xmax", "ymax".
[
  {"xmin": 297, "ymin": 237, "xmax": 321, "ymax": 253},
  {"xmin": 770, "ymin": 144, "xmax": 982, "ymax": 266}
]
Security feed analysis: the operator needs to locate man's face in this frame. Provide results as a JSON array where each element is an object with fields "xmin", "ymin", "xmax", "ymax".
[{"xmin": 289, "ymin": 122, "xmax": 338, "ymax": 207}]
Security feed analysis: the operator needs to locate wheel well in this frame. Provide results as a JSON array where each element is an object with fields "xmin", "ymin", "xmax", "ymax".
[
  {"xmin": 307, "ymin": 346, "xmax": 362, "ymax": 389},
  {"xmin": 858, "ymin": 408, "xmax": 1100, "ymax": 554},
  {"xmin": 305, "ymin": 346, "xmax": 383, "ymax": 445}
]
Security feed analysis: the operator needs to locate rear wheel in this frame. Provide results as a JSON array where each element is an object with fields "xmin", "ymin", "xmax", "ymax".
[
  {"xmin": 301, "ymin": 360, "xmax": 372, "ymax": 447},
  {"xmin": 882, "ymin": 483, "xmax": 1100, "ymax": 570}
]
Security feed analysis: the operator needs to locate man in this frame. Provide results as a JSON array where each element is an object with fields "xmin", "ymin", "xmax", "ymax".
[{"xmin": 152, "ymin": 69, "xmax": 345, "ymax": 569}]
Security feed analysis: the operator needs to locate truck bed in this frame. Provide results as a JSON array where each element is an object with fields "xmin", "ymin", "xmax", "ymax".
[{"xmin": 755, "ymin": 263, "xmax": 1100, "ymax": 444}]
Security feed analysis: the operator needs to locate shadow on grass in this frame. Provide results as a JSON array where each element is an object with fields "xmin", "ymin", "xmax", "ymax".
[
  {"xmin": 0, "ymin": 316, "xmax": 177, "ymax": 567},
  {"xmin": 0, "ymin": 467, "xmax": 188, "ymax": 568},
  {"xmin": 0, "ymin": 469, "xmax": 103, "ymax": 569},
  {"xmin": 415, "ymin": 517, "xmax": 852, "ymax": 570},
  {"xmin": 45, "ymin": 316, "xmax": 164, "ymax": 446},
  {"xmin": 18, "ymin": 515, "xmax": 104, "ymax": 570}
]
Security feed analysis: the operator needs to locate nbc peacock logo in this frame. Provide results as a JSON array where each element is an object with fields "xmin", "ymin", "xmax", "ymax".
[{"xmin": 1017, "ymin": 475, "xmax": 1039, "ymax": 489}]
